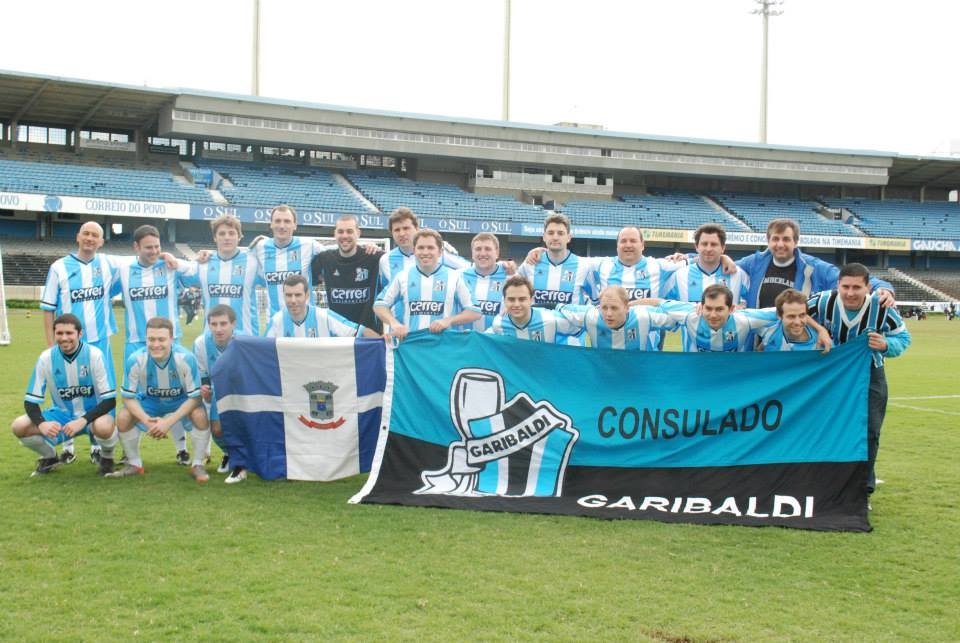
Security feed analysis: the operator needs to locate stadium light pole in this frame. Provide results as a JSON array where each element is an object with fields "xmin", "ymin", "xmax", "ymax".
[
  {"xmin": 502, "ymin": 0, "xmax": 511, "ymax": 121},
  {"xmin": 252, "ymin": 0, "xmax": 261, "ymax": 96},
  {"xmin": 752, "ymin": 0, "xmax": 783, "ymax": 144}
]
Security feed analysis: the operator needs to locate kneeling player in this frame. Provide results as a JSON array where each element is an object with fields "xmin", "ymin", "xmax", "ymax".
[
  {"xmin": 11, "ymin": 314, "xmax": 119, "ymax": 476},
  {"xmin": 759, "ymin": 288, "xmax": 831, "ymax": 352},
  {"xmin": 558, "ymin": 286, "xmax": 678, "ymax": 350},
  {"xmin": 108, "ymin": 317, "xmax": 211, "ymax": 482},
  {"xmin": 486, "ymin": 275, "xmax": 579, "ymax": 343}
]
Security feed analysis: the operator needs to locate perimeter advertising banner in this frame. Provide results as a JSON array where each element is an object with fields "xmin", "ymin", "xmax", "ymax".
[{"xmin": 352, "ymin": 332, "xmax": 873, "ymax": 532}]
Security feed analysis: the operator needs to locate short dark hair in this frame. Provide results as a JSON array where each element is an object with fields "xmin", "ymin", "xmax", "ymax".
[
  {"xmin": 133, "ymin": 224, "xmax": 161, "ymax": 244},
  {"xmin": 282, "ymin": 274, "xmax": 310, "ymax": 292},
  {"xmin": 207, "ymin": 304, "xmax": 236, "ymax": 323},
  {"xmin": 543, "ymin": 213, "xmax": 571, "ymax": 233},
  {"xmin": 389, "ymin": 207, "xmax": 418, "ymax": 230},
  {"xmin": 271, "ymin": 204, "xmax": 297, "ymax": 223},
  {"xmin": 694, "ymin": 223, "xmax": 726, "ymax": 246},
  {"xmin": 839, "ymin": 262, "xmax": 870, "ymax": 284},
  {"xmin": 701, "ymin": 283, "xmax": 733, "ymax": 307},
  {"xmin": 503, "ymin": 274, "xmax": 534, "ymax": 297},
  {"xmin": 53, "ymin": 313, "xmax": 83, "ymax": 333},
  {"xmin": 774, "ymin": 288, "xmax": 807, "ymax": 316}
]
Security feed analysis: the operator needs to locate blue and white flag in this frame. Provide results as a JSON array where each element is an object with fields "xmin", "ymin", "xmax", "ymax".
[{"xmin": 213, "ymin": 336, "xmax": 385, "ymax": 481}]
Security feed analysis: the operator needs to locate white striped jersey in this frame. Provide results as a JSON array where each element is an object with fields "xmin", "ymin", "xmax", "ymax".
[
  {"xmin": 658, "ymin": 301, "xmax": 778, "ymax": 352},
  {"xmin": 759, "ymin": 323, "xmax": 822, "ymax": 351},
  {"xmin": 181, "ymin": 250, "xmax": 263, "ymax": 335},
  {"xmin": 254, "ymin": 237, "xmax": 325, "ymax": 316},
  {"xmin": 517, "ymin": 252, "xmax": 596, "ymax": 309},
  {"xmin": 40, "ymin": 253, "xmax": 119, "ymax": 343},
  {"xmin": 25, "ymin": 341, "xmax": 116, "ymax": 418},
  {"xmin": 122, "ymin": 344, "xmax": 202, "ymax": 403},
  {"xmin": 378, "ymin": 248, "xmax": 469, "ymax": 320},
  {"xmin": 664, "ymin": 262, "xmax": 750, "ymax": 306},
  {"xmin": 807, "ymin": 291, "xmax": 911, "ymax": 367},
  {"xmin": 113, "ymin": 256, "xmax": 185, "ymax": 344},
  {"xmin": 264, "ymin": 304, "xmax": 363, "ymax": 338},
  {"xmin": 375, "ymin": 264, "xmax": 478, "ymax": 331},
  {"xmin": 557, "ymin": 304, "xmax": 679, "ymax": 351},
  {"xmin": 486, "ymin": 308, "xmax": 579, "ymax": 344},
  {"xmin": 193, "ymin": 330, "xmax": 241, "ymax": 381},
  {"xmin": 458, "ymin": 264, "xmax": 508, "ymax": 331},
  {"xmin": 593, "ymin": 256, "xmax": 681, "ymax": 300}
]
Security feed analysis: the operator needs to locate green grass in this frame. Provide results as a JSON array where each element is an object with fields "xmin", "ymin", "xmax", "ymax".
[{"xmin": 0, "ymin": 311, "xmax": 957, "ymax": 641}]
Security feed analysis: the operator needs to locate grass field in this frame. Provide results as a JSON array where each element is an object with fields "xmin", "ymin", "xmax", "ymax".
[{"xmin": 0, "ymin": 309, "xmax": 957, "ymax": 642}]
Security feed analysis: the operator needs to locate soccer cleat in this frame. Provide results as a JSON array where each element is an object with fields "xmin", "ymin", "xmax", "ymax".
[
  {"xmin": 90, "ymin": 445, "xmax": 102, "ymax": 465},
  {"xmin": 59, "ymin": 450, "xmax": 77, "ymax": 465},
  {"xmin": 190, "ymin": 465, "xmax": 210, "ymax": 483},
  {"xmin": 97, "ymin": 457, "xmax": 115, "ymax": 477},
  {"xmin": 225, "ymin": 467, "xmax": 247, "ymax": 484},
  {"xmin": 216, "ymin": 454, "xmax": 230, "ymax": 474},
  {"xmin": 105, "ymin": 464, "xmax": 145, "ymax": 478},
  {"xmin": 176, "ymin": 450, "xmax": 190, "ymax": 466},
  {"xmin": 31, "ymin": 457, "xmax": 61, "ymax": 477}
]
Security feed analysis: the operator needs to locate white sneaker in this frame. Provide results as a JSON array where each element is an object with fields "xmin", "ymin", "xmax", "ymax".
[
  {"xmin": 216, "ymin": 454, "xmax": 230, "ymax": 474},
  {"xmin": 225, "ymin": 467, "xmax": 247, "ymax": 484}
]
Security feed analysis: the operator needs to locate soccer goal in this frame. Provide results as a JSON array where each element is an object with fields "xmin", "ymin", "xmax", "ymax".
[{"xmin": 0, "ymin": 242, "xmax": 12, "ymax": 345}]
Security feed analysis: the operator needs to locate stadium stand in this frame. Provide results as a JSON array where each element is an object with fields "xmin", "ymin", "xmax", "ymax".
[
  {"xmin": 870, "ymin": 268, "xmax": 949, "ymax": 303},
  {"xmin": 892, "ymin": 268, "xmax": 960, "ymax": 300},
  {"xmin": 0, "ymin": 147, "xmax": 214, "ymax": 204},
  {"xmin": 826, "ymin": 198, "xmax": 960, "ymax": 240},
  {"xmin": 561, "ymin": 190, "xmax": 751, "ymax": 231},
  {"xmin": 345, "ymin": 170, "xmax": 546, "ymax": 223},
  {"xmin": 712, "ymin": 192, "xmax": 864, "ymax": 237},
  {"xmin": 200, "ymin": 160, "xmax": 372, "ymax": 214}
]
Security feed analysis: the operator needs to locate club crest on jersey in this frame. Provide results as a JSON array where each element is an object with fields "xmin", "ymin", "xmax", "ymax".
[
  {"xmin": 434, "ymin": 281, "xmax": 446, "ymax": 292},
  {"xmin": 416, "ymin": 368, "xmax": 579, "ymax": 497},
  {"xmin": 491, "ymin": 280, "xmax": 503, "ymax": 292},
  {"xmin": 724, "ymin": 330, "xmax": 736, "ymax": 343},
  {"xmin": 298, "ymin": 380, "xmax": 345, "ymax": 430},
  {"xmin": 289, "ymin": 250, "xmax": 298, "ymax": 262},
  {"xmin": 233, "ymin": 264, "xmax": 244, "ymax": 276},
  {"xmin": 355, "ymin": 267, "xmax": 369, "ymax": 282},
  {"xmin": 562, "ymin": 270, "xmax": 574, "ymax": 282},
  {"xmin": 627, "ymin": 328, "xmax": 637, "ymax": 342},
  {"xmin": 79, "ymin": 365, "xmax": 89, "ymax": 378}
]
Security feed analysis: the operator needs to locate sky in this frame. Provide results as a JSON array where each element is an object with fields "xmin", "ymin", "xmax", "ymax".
[{"xmin": 3, "ymin": 0, "xmax": 959, "ymax": 157}]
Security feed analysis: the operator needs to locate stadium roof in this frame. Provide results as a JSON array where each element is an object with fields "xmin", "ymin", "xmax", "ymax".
[{"xmin": 3, "ymin": 69, "xmax": 960, "ymax": 190}]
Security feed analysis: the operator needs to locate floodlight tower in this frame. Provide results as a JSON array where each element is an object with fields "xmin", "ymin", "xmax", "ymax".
[
  {"xmin": 752, "ymin": 0, "xmax": 783, "ymax": 143},
  {"xmin": 252, "ymin": 0, "xmax": 261, "ymax": 96},
  {"xmin": 502, "ymin": 0, "xmax": 512, "ymax": 121}
]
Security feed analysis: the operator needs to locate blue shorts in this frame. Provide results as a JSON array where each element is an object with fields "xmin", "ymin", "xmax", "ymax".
[
  {"xmin": 40, "ymin": 407, "xmax": 89, "ymax": 446},
  {"xmin": 131, "ymin": 396, "xmax": 198, "ymax": 433}
]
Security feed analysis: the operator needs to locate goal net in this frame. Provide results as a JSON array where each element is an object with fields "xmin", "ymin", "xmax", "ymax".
[{"xmin": 0, "ymin": 242, "xmax": 11, "ymax": 345}]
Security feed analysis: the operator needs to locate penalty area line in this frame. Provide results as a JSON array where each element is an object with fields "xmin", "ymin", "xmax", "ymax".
[
  {"xmin": 889, "ymin": 394, "xmax": 960, "ymax": 400},
  {"xmin": 888, "ymin": 402, "xmax": 960, "ymax": 417}
]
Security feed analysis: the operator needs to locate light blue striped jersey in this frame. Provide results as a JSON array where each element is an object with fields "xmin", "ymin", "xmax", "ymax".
[
  {"xmin": 114, "ymin": 256, "xmax": 185, "ymax": 344},
  {"xmin": 193, "ymin": 330, "xmax": 243, "ymax": 380},
  {"xmin": 122, "ymin": 344, "xmax": 202, "ymax": 403},
  {"xmin": 458, "ymin": 264, "xmax": 508, "ymax": 331},
  {"xmin": 182, "ymin": 250, "xmax": 263, "ymax": 335},
  {"xmin": 378, "ymin": 247, "xmax": 469, "ymax": 320},
  {"xmin": 40, "ymin": 253, "xmax": 119, "ymax": 343},
  {"xmin": 664, "ymin": 262, "xmax": 750, "ymax": 305},
  {"xmin": 517, "ymin": 251, "xmax": 596, "ymax": 309},
  {"xmin": 557, "ymin": 304, "xmax": 679, "ymax": 351},
  {"xmin": 807, "ymin": 291, "xmax": 911, "ymax": 367},
  {"xmin": 375, "ymin": 264, "xmax": 478, "ymax": 331},
  {"xmin": 593, "ymin": 256, "xmax": 681, "ymax": 300},
  {"xmin": 485, "ymin": 308, "xmax": 579, "ymax": 343},
  {"xmin": 264, "ymin": 304, "xmax": 363, "ymax": 338},
  {"xmin": 254, "ymin": 237, "xmax": 324, "ymax": 316},
  {"xmin": 658, "ymin": 301, "xmax": 778, "ymax": 352},
  {"xmin": 759, "ymin": 323, "xmax": 822, "ymax": 351},
  {"xmin": 25, "ymin": 341, "xmax": 116, "ymax": 418}
]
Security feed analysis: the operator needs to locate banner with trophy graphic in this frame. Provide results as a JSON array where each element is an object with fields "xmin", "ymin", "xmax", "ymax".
[
  {"xmin": 214, "ymin": 336, "xmax": 385, "ymax": 481},
  {"xmin": 351, "ymin": 331, "xmax": 874, "ymax": 532}
]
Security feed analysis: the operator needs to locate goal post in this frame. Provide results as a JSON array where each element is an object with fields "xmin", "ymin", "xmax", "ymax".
[{"xmin": 0, "ymin": 242, "xmax": 11, "ymax": 345}]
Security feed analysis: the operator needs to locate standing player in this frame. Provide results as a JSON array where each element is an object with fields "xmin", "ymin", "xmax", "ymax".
[
  {"xmin": 251, "ymin": 204, "xmax": 327, "ymax": 317},
  {"xmin": 311, "ymin": 213, "xmax": 383, "ymax": 332},
  {"xmin": 11, "ymin": 314, "xmax": 119, "ymax": 477},
  {"xmin": 107, "ymin": 317, "xmax": 211, "ymax": 482},
  {"xmin": 806, "ymin": 263, "xmax": 910, "ymax": 501},
  {"xmin": 374, "ymin": 228, "xmax": 480, "ymax": 342},
  {"xmin": 40, "ymin": 220, "xmax": 119, "ymax": 465},
  {"xmin": 193, "ymin": 304, "xmax": 246, "ymax": 483},
  {"xmin": 759, "ymin": 288, "xmax": 830, "ymax": 352},
  {"xmin": 486, "ymin": 275, "xmax": 579, "ymax": 343},
  {"xmin": 458, "ymin": 232, "xmax": 509, "ymax": 331},
  {"xmin": 265, "ymin": 275, "xmax": 379, "ymax": 339},
  {"xmin": 663, "ymin": 223, "xmax": 749, "ymax": 306},
  {"xmin": 517, "ymin": 213, "xmax": 595, "ymax": 309},
  {"xmin": 114, "ymin": 224, "xmax": 192, "ymax": 464},
  {"xmin": 180, "ymin": 214, "xmax": 263, "ymax": 336},
  {"xmin": 557, "ymin": 286, "xmax": 678, "ymax": 351}
]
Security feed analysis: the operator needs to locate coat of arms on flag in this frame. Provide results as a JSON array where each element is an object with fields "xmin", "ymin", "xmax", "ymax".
[{"xmin": 300, "ymin": 380, "xmax": 343, "ymax": 429}]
